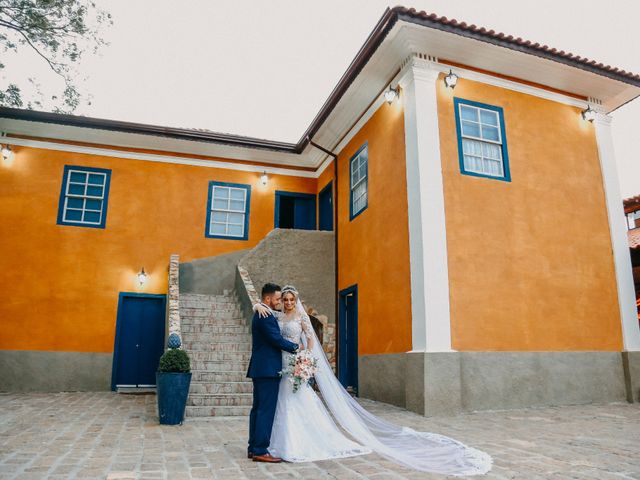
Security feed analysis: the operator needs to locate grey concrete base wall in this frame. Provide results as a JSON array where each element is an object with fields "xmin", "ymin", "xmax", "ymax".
[
  {"xmin": 240, "ymin": 229, "xmax": 335, "ymax": 324},
  {"xmin": 180, "ymin": 250, "xmax": 248, "ymax": 295},
  {"xmin": 360, "ymin": 351, "xmax": 634, "ymax": 416},
  {"xmin": 0, "ymin": 350, "xmax": 112, "ymax": 392},
  {"xmin": 623, "ymin": 351, "xmax": 640, "ymax": 402}
]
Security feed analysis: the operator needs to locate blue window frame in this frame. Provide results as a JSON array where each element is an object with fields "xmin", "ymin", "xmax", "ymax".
[
  {"xmin": 350, "ymin": 143, "xmax": 368, "ymax": 220},
  {"xmin": 205, "ymin": 181, "xmax": 251, "ymax": 240},
  {"xmin": 453, "ymin": 98, "xmax": 511, "ymax": 182},
  {"xmin": 57, "ymin": 165, "xmax": 111, "ymax": 229}
]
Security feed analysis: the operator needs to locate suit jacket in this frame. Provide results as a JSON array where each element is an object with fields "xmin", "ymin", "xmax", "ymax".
[{"xmin": 247, "ymin": 310, "xmax": 298, "ymax": 379}]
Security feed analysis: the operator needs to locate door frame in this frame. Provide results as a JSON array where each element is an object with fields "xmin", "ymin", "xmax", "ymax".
[
  {"xmin": 274, "ymin": 190, "xmax": 317, "ymax": 229},
  {"xmin": 338, "ymin": 284, "xmax": 358, "ymax": 393},
  {"xmin": 318, "ymin": 181, "xmax": 333, "ymax": 231},
  {"xmin": 111, "ymin": 292, "xmax": 167, "ymax": 391}
]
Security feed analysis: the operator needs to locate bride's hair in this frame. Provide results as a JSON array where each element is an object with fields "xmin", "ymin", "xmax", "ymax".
[{"xmin": 281, "ymin": 285, "xmax": 299, "ymax": 298}]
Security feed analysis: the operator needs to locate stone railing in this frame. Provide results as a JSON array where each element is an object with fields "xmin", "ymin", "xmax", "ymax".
[{"xmin": 167, "ymin": 254, "xmax": 181, "ymax": 338}]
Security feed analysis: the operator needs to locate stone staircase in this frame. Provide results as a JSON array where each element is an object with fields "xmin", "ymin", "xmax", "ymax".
[{"xmin": 180, "ymin": 291, "xmax": 253, "ymax": 417}]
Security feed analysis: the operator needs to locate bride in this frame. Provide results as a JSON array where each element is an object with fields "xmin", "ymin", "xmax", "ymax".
[{"xmin": 254, "ymin": 285, "xmax": 492, "ymax": 476}]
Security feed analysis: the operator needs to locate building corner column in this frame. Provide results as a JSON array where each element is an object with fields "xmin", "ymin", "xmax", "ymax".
[
  {"xmin": 594, "ymin": 113, "xmax": 640, "ymax": 352},
  {"xmin": 399, "ymin": 56, "xmax": 453, "ymax": 353}
]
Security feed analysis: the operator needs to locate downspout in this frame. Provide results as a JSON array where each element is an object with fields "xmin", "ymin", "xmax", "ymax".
[{"xmin": 307, "ymin": 136, "xmax": 340, "ymax": 371}]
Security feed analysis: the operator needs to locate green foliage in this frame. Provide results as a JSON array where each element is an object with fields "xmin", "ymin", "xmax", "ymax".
[
  {"xmin": 158, "ymin": 348, "xmax": 191, "ymax": 373},
  {"xmin": 0, "ymin": 0, "xmax": 112, "ymax": 111}
]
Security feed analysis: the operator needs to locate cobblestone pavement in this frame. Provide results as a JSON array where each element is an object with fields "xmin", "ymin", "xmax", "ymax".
[{"xmin": 0, "ymin": 392, "xmax": 638, "ymax": 480}]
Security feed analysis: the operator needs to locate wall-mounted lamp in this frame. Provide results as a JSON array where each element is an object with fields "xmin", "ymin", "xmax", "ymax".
[
  {"xmin": 444, "ymin": 69, "xmax": 459, "ymax": 89},
  {"xmin": 137, "ymin": 267, "xmax": 148, "ymax": 287},
  {"xmin": 581, "ymin": 106, "xmax": 596, "ymax": 122},
  {"xmin": 1, "ymin": 144, "xmax": 13, "ymax": 162},
  {"xmin": 384, "ymin": 86, "xmax": 398, "ymax": 104},
  {"xmin": 260, "ymin": 171, "xmax": 268, "ymax": 186}
]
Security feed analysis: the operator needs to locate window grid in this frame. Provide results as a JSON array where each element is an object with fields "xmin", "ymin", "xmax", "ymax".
[
  {"xmin": 206, "ymin": 182, "xmax": 251, "ymax": 240},
  {"xmin": 63, "ymin": 170, "xmax": 107, "ymax": 225},
  {"xmin": 350, "ymin": 145, "xmax": 368, "ymax": 219},
  {"xmin": 627, "ymin": 210, "xmax": 640, "ymax": 230},
  {"xmin": 454, "ymin": 98, "xmax": 510, "ymax": 182}
]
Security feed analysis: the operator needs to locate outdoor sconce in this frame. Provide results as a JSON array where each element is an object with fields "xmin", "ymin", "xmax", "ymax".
[
  {"xmin": 260, "ymin": 171, "xmax": 268, "ymax": 186},
  {"xmin": 384, "ymin": 86, "xmax": 398, "ymax": 104},
  {"xmin": 581, "ymin": 106, "xmax": 596, "ymax": 122},
  {"xmin": 444, "ymin": 69, "xmax": 459, "ymax": 89},
  {"xmin": 137, "ymin": 267, "xmax": 148, "ymax": 287},
  {"xmin": 1, "ymin": 144, "xmax": 13, "ymax": 162}
]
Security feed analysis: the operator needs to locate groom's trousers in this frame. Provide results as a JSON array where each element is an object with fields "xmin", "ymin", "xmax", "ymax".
[{"xmin": 248, "ymin": 378, "xmax": 280, "ymax": 456}]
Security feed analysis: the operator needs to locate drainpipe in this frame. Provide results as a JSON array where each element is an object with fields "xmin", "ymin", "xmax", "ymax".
[{"xmin": 307, "ymin": 137, "xmax": 339, "ymax": 370}]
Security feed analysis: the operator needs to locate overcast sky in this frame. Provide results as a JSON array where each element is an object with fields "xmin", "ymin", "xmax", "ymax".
[{"xmin": 6, "ymin": 0, "xmax": 640, "ymax": 198}]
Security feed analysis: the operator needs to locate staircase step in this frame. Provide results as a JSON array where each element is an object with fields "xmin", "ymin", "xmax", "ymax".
[
  {"xmin": 180, "ymin": 315, "xmax": 246, "ymax": 325},
  {"xmin": 187, "ymin": 393, "xmax": 253, "ymax": 407},
  {"xmin": 188, "ymin": 351, "xmax": 251, "ymax": 362},
  {"xmin": 189, "ymin": 382, "xmax": 253, "ymax": 394},
  {"xmin": 186, "ymin": 405, "xmax": 251, "ymax": 417},
  {"xmin": 191, "ymin": 360, "xmax": 249, "ymax": 371},
  {"xmin": 181, "ymin": 324, "xmax": 250, "ymax": 334},
  {"xmin": 183, "ymin": 341, "xmax": 251, "ymax": 352},
  {"xmin": 192, "ymin": 371, "xmax": 248, "ymax": 383}
]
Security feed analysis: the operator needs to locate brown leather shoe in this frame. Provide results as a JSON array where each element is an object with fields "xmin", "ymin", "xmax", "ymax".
[{"xmin": 252, "ymin": 453, "xmax": 282, "ymax": 463}]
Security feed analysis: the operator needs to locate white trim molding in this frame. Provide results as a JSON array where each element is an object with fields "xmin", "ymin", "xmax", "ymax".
[
  {"xmin": 399, "ymin": 56, "xmax": 454, "ymax": 353},
  {"xmin": 2, "ymin": 137, "xmax": 319, "ymax": 178},
  {"xmin": 594, "ymin": 113, "xmax": 640, "ymax": 351}
]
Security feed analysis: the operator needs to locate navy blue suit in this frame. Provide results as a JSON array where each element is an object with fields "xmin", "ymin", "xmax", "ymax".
[{"xmin": 247, "ymin": 309, "xmax": 298, "ymax": 456}]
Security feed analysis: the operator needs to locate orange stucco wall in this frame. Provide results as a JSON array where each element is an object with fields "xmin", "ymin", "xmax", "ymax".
[
  {"xmin": 437, "ymin": 76, "xmax": 623, "ymax": 351},
  {"xmin": 0, "ymin": 147, "xmax": 316, "ymax": 353},
  {"xmin": 337, "ymin": 101, "xmax": 413, "ymax": 355}
]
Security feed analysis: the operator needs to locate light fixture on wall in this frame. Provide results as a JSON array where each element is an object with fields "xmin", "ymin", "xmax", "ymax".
[
  {"xmin": 444, "ymin": 69, "xmax": 459, "ymax": 89},
  {"xmin": 260, "ymin": 171, "xmax": 268, "ymax": 186},
  {"xmin": 137, "ymin": 267, "xmax": 148, "ymax": 287},
  {"xmin": 581, "ymin": 106, "xmax": 596, "ymax": 122},
  {"xmin": 1, "ymin": 144, "xmax": 13, "ymax": 162},
  {"xmin": 384, "ymin": 86, "xmax": 398, "ymax": 104}
]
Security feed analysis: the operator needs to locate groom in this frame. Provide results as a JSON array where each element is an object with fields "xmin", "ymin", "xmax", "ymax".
[{"xmin": 246, "ymin": 283, "xmax": 300, "ymax": 463}]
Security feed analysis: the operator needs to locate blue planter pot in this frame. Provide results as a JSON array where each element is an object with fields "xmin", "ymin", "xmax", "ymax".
[{"xmin": 156, "ymin": 372, "xmax": 192, "ymax": 425}]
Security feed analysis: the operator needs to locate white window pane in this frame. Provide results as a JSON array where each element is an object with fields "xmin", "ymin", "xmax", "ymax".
[
  {"xmin": 351, "ymin": 169, "xmax": 361, "ymax": 188},
  {"xmin": 462, "ymin": 121, "xmax": 480, "ymax": 137},
  {"xmin": 480, "ymin": 109, "xmax": 498, "ymax": 126},
  {"xmin": 460, "ymin": 105, "xmax": 478, "ymax": 121},
  {"xmin": 481, "ymin": 125, "xmax": 500, "ymax": 142},
  {"xmin": 359, "ymin": 163, "xmax": 367, "ymax": 180},
  {"xmin": 483, "ymin": 159, "xmax": 504, "ymax": 176},
  {"xmin": 482, "ymin": 142, "xmax": 502, "ymax": 160},
  {"xmin": 229, "ymin": 200, "xmax": 245, "ymax": 212},
  {"xmin": 228, "ymin": 224, "xmax": 243, "ymax": 237},
  {"xmin": 462, "ymin": 139, "xmax": 482, "ymax": 155},
  {"xmin": 360, "ymin": 148, "xmax": 368, "ymax": 164},
  {"xmin": 228, "ymin": 212, "xmax": 244, "ymax": 225},
  {"xmin": 213, "ymin": 187, "xmax": 229, "ymax": 200},
  {"xmin": 463, "ymin": 155, "xmax": 483, "ymax": 173},
  {"xmin": 213, "ymin": 198, "xmax": 228, "ymax": 210},
  {"xmin": 212, "ymin": 211, "xmax": 227, "ymax": 223},
  {"xmin": 210, "ymin": 223, "xmax": 226, "ymax": 235},
  {"xmin": 230, "ymin": 188, "xmax": 245, "ymax": 201}
]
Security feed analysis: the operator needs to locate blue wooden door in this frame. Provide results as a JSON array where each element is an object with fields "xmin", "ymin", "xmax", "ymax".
[
  {"xmin": 338, "ymin": 285, "xmax": 358, "ymax": 393},
  {"xmin": 112, "ymin": 293, "xmax": 166, "ymax": 389},
  {"xmin": 275, "ymin": 191, "xmax": 317, "ymax": 230},
  {"xmin": 318, "ymin": 182, "xmax": 333, "ymax": 231}
]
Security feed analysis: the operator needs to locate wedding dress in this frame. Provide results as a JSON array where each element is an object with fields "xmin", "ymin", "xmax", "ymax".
[
  {"xmin": 264, "ymin": 292, "xmax": 492, "ymax": 476},
  {"xmin": 268, "ymin": 309, "xmax": 372, "ymax": 462}
]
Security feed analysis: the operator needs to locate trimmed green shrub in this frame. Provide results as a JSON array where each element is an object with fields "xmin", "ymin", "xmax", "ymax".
[{"xmin": 158, "ymin": 348, "xmax": 190, "ymax": 373}]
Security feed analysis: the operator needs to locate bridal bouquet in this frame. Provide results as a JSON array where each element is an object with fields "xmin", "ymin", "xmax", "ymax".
[{"xmin": 283, "ymin": 349, "xmax": 318, "ymax": 393}]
